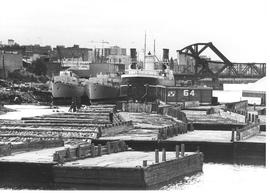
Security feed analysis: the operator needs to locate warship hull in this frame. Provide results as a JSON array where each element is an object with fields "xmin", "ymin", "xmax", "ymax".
[
  {"xmin": 51, "ymin": 81, "xmax": 85, "ymax": 98},
  {"xmin": 85, "ymin": 83, "xmax": 120, "ymax": 101}
]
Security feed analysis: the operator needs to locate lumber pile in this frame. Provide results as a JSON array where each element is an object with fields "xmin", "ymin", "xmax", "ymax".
[
  {"xmin": 53, "ymin": 140, "xmax": 128, "ymax": 164},
  {"xmin": 121, "ymin": 102, "xmax": 158, "ymax": 113},
  {"xmin": 0, "ymin": 138, "xmax": 64, "ymax": 157},
  {"xmin": 109, "ymin": 112, "xmax": 188, "ymax": 140},
  {"xmin": 235, "ymin": 123, "xmax": 260, "ymax": 141},
  {"xmin": 0, "ymin": 105, "xmax": 133, "ymax": 143}
]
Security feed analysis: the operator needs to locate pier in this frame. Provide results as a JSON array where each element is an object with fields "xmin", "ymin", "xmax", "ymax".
[
  {"xmin": 0, "ymin": 140, "xmax": 203, "ymax": 189},
  {"xmin": 0, "ymin": 102, "xmax": 266, "ymax": 190}
]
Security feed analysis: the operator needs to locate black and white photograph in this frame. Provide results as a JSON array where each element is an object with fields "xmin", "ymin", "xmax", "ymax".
[{"xmin": 0, "ymin": 0, "xmax": 268, "ymax": 192}]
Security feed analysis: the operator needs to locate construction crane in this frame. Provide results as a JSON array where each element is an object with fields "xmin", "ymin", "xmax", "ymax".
[{"xmin": 90, "ymin": 40, "xmax": 109, "ymax": 50}]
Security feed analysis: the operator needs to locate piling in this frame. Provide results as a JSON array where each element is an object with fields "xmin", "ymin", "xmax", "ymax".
[
  {"xmin": 91, "ymin": 144, "xmax": 95, "ymax": 157},
  {"xmin": 97, "ymin": 144, "xmax": 102, "ymax": 156},
  {"xmin": 162, "ymin": 148, "xmax": 166, "ymax": 161},
  {"xmin": 181, "ymin": 144, "xmax": 185, "ymax": 157},
  {"xmin": 231, "ymin": 129, "xmax": 235, "ymax": 142},
  {"xmin": 155, "ymin": 149, "xmax": 159, "ymax": 163},
  {"xmin": 143, "ymin": 160, "xmax": 148, "ymax": 167},
  {"xmin": 76, "ymin": 145, "xmax": 81, "ymax": 157},
  {"xmin": 65, "ymin": 148, "xmax": 71, "ymax": 159},
  {"xmin": 176, "ymin": 145, "xmax": 180, "ymax": 158},
  {"xmin": 107, "ymin": 142, "xmax": 111, "ymax": 154}
]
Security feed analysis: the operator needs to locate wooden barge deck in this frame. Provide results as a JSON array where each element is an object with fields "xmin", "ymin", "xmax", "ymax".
[{"xmin": 0, "ymin": 141, "xmax": 203, "ymax": 190}]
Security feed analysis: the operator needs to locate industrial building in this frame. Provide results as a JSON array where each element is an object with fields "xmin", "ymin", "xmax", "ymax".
[{"xmin": 0, "ymin": 51, "xmax": 23, "ymax": 79}]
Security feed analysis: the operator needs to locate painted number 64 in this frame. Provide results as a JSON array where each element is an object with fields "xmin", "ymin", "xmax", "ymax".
[{"xmin": 183, "ymin": 90, "xmax": 195, "ymax": 96}]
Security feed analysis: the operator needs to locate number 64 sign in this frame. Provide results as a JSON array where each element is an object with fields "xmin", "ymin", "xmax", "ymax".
[{"xmin": 183, "ymin": 90, "xmax": 195, "ymax": 96}]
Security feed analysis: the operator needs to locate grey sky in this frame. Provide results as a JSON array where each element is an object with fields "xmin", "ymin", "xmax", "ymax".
[{"xmin": 0, "ymin": 0, "xmax": 268, "ymax": 62}]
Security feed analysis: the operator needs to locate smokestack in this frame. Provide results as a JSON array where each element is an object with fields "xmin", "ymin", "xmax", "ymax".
[
  {"xmin": 163, "ymin": 49, "xmax": 169, "ymax": 61},
  {"xmin": 130, "ymin": 48, "xmax": 137, "ymax": 69},
  {"xmin": 130, "ymin": 48, "xmax": 137, "ymax": 61}
]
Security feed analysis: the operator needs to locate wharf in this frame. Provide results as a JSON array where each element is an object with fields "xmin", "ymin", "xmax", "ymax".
[
  {"xmin": 54, "ymin": 151, "xmax": 203, "ymax": 189},
  {"xmin": 0, "ymin": 142, "xmax": 203, "ymax": 190},
  {"xmin": 182, "ymin": 109, "xmax": 265, "ymax": 131},
  {"xmin": 97, "ymin": 111, "xmax": 265, "ymax": 165}
]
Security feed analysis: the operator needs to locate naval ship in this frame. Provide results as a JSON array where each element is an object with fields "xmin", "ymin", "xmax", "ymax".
[
  {"xmin": 85, "ymin": 73, "xmax": 121, "ymax": 102},
  {"xmin": 51, "ymin": 70, "xmax": 85, "ymax": 99},
  {"xmin": 120, "ymin": 49, "xmax": 174, "ymax": 101}
]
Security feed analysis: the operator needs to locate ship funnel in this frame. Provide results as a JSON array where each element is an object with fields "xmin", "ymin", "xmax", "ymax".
[
  {"xmin": 130, "ymin": 48, "xmax": 137, "ymax": 60},
  {"xmin": 130, "ymin": 48, "xmax": 137, "ymax": 69},
  {"xmin": 162, "ymin": 49, "xmax": 169, "ymax": 61}
]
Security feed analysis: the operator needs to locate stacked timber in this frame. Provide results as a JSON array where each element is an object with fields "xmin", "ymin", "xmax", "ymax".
[
  {"xmin": 0, "ymin": 138, "xmax": 64, "ymax": 157},
  {"xmin": 78, "ymin": 104, "xmax": 116, "ymax": 113},
  {"xmin": 109, "ymin": 112, "xmax": 188, "ymax": 140},
  {"xmin": 122, "ymin": 102, "xmax": 157, "ymax": 113},
  {"xmin": 167, "ymin": 107, "xmax": 188, "ymax": 123},
  {"xmin": 235, "ymin": 123, "xmax": 260, "ymax": 141},
  {"xmin": 53, "ymin": 140, "xmax": 128, "ymax": 164},
  {"xmin": 0, "ymin": 105, "xmax": 133, "ymax": 143}
]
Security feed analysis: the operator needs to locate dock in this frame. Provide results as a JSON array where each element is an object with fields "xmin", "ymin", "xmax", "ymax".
[
  {"xmin": 0, "ymin": 140, "xmax": 203, "ymax": 189},
  {"xmin": 0, "ymin": 102, "xmax": 266, "ymax": 190}
]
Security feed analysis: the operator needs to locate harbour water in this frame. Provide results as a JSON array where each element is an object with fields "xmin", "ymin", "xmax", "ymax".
[
  {"xmin": 0, "ymin": 105, "xmax": 267, "ymax": 191},
  {"xmin": 161, "ymin": 163, "xmax": 267, "ymax": 192}
]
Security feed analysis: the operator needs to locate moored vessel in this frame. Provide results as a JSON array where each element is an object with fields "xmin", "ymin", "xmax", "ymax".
[
  {"xmin": 51, "ymin": 70, "xmax": 85, "ymax": 99},
  {"xmin": 85, "ymin": 73, "xmax": 121, "ymax": 102},
  {"xmin": 120, "ymin": 49, "xmax": 174, "ymax": 102}
]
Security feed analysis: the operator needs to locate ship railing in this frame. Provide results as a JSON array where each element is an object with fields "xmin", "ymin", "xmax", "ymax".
[{"xmin": 125, "ymin": 69, "xmax": 161, "ymax": 76}]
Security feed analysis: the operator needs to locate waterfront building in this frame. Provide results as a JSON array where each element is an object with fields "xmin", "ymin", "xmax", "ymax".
[{"xmin": 0, "ymin": 51, "xmax": 23, "ymax": 79}]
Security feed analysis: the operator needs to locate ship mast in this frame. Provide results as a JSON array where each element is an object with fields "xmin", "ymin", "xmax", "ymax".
[
  {"xmin": 143, "ymin": 31, "xmax": 146, "ymax": 66},
  {"xmin": 153, "ymin": 39, "xmax": 156, "ymax": 56}
]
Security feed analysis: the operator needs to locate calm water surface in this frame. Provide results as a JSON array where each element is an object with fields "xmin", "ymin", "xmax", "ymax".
[{"xmin": 161, "ymin": 163, "xmax": 267, "ymax": 192}]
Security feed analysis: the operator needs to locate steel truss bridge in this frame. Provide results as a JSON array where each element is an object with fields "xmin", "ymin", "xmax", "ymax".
[{"xmin": 174, "ymin": 42, "xmax": 266, "ymax": 82}]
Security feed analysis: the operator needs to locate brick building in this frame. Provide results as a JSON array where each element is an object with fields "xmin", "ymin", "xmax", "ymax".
[{"xmin": 0, "ymin": 51, "xmax": 23, "ymax": 78}]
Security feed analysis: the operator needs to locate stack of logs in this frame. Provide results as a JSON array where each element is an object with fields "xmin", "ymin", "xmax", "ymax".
[
  {"xmin": 0, "ymin": 105, "xmax": 133, "ymax": 143},
  {"xmin": 53, "ymin": 140, "xmax": 128, "ymax": 163},
  {"xmin": 0, "ymin": 138, "xmax": 64, "ymax": 157}
]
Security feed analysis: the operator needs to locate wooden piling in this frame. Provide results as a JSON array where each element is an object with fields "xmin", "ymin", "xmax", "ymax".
[
  {"xmin": 176, "ymin": 145, "xmax": 180, "ymax": 158},
  {"xmin": 143, "ymin": 160, "xmax": 147, "ymax": 167},
  {"xmin": 231, "ymin": 128, "xmax": 235, "ymax": 142},
  {"xmin": 76, "ymin": 145, "xmax": 81, "ymax": 158},
  {"xmin": 91, "ymin": 144, "xmax": 95, "ymax": 157},
  {"xmin": 181, "ymin": 144, "xmax": 185, "ymax": 157},
  {"xmin": 155, "ymin": 149, "xmax": 159, "ymax": 163},
  {"xmin": 65, "ymin": 148, "xmax": 71, "ymax": 158},
  {"xmin": 162, "ymin": 148, "xmax": 166, "ymax": 162},
  {"xmin": 97, "ymin": 144, "xmax": 102, "ymax": 156},
  {"xmin": 107, "ymin": 142, "xmax": 111, "ymax": 154}
]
